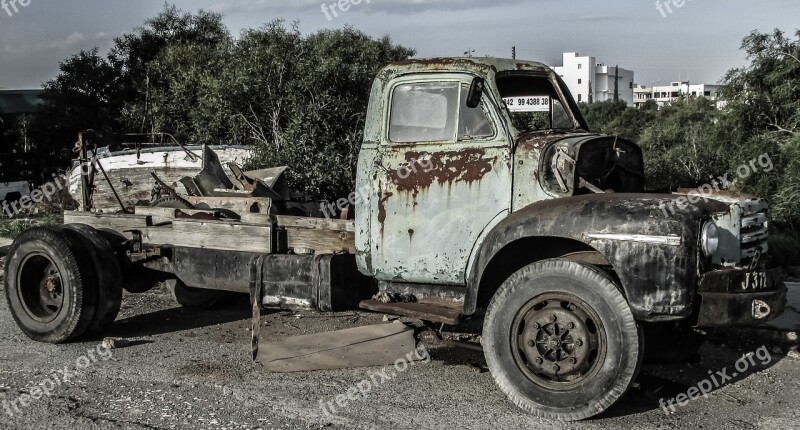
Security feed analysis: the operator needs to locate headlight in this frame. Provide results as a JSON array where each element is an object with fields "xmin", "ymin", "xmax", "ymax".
[{"xmin": 701, "ymin": 222, "xmax": 719, "ymax": 256}]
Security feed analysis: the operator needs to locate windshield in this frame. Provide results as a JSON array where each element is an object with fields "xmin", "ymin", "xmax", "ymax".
[{"xmin": 496, "ymin": 73, "xmax": 579, "ymax": 134}]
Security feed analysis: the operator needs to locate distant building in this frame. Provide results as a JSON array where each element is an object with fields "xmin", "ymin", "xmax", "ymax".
[
  {"xmin": 552, "ymin": 53, "xmax": 635, "ymax": 107},
  {"xmin": 647, "ymin": 81, "xmax": 725, "ymax": 108},
  {"xmin": 633, "ymin": 84, "xmax": 654, "ymax": 108}
]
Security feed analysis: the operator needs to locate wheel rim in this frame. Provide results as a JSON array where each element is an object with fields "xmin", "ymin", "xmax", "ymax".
[
  {"xmin": 511, "ymin": 292, "xmax": 607, "ymax": 391},
  {"xmin": 17, "ymin": 253, "xmax": 65, "ymax": 323}
]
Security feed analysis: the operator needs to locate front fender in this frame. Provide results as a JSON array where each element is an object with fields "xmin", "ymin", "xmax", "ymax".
[{"xmin": 466, "ymin": 193, "xmax": 729, "ymax": 320}]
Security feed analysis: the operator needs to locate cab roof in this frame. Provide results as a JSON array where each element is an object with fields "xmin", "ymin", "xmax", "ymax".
[{"xmin": 382, "ymin": 57, "xmax": 553, "ymax": 78}]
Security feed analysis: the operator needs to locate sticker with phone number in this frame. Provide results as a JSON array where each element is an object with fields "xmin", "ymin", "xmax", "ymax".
[{"xmin": 503, "ymin": 96, "xmax": 550, "ymax": 112}]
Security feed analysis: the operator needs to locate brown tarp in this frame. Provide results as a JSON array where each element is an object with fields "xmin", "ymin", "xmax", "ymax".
[{"xmin": 257, "ymin": 323, "xmax": 419, "ymax": 373}]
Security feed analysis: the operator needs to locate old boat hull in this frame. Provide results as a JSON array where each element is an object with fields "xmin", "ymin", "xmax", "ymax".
[{"xmin": 69, "ymin": 145, "xmax": 252, "ymax": 212}]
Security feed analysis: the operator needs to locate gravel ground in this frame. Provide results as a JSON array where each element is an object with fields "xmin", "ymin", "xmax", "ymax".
[{"xmin": 0, "ymin": 273, "xmax": 797, "ymax": 430}]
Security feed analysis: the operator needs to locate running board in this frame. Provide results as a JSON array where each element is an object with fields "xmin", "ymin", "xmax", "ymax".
[{"xmin": 359, "ymin": 299, "xmax": 463, "ymax": 325}]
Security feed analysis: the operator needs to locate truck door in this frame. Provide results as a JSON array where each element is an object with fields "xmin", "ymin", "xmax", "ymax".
[{"xmin": 371, "ymin": 76, "xmax": 511, "ymax": 285}]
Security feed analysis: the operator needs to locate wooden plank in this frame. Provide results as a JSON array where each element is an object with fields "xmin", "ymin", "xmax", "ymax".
[
  {"xmin": 63, "ymin": 211, "xmax": 151, "ymax": 232},
  {"xmin": 276, "ymin": 215, "xmax": 355, "ymax": 233},
  {"xmin": 283, "ymin": 228, "xmax": 355, "ymax": 255},
  {"xmin": 64, "ymin": 211, "xmax": 272, "ymax": 253},
  {"xmin": 159, "ymin": 219, "xmax": 270, "ymax": 253},
  {"xmin": 275, "ymin": 216, "xmax": 355, "ymax": 254},
  {"xmin": 136, "ymin": 206, "xmax": 192, "ymax": 218},
  {"xmin": 359, "ymin": 299, "xmax": 462, "ymax": 325},
  {"xmin": 240, "ymin": 213, "xmax": 272, "ymax": 225}
]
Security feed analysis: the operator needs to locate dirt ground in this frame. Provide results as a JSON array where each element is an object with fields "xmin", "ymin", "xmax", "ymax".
[{"xmin": 0, "ymin": 273, "xmax": 798, "ymax": 429}]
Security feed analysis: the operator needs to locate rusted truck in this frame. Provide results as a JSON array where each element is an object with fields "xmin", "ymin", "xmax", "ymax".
[{"xmin": 2, "ymin": 58, "xmax": 786, "ymax": 420}]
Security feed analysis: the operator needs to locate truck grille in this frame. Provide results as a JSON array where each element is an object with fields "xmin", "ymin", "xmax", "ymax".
[
  {"xmin": 711, "ymin": 198, "xmax": 769, "ymax": 267},
  {"xmin": 740, "ymin": 212, "xmax": 768, "ymax": 260}
]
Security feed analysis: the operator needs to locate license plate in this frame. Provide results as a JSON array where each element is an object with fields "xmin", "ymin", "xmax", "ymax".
[
  {"xmin": 502, "ymin": 96, "xmax": 550, "ymax": 112},
  {"xmin": 741, "ymin": 271, "xmax": 769, "ymax": 291}
]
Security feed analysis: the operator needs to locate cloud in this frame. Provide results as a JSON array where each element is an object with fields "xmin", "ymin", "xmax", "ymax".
[
  {"xmin": 2, "ymin": 32, "xmax": 112, "ymax": 56},
  {"xmin": 48, "ymin": 32, "xmax": 86, "ymax": 49},
  {"xmin": 210, "ymin": 0, "xmax": 526, "ymax": 15},
  {"xmin": 571, "ymin": 14, "xmax": 624, "ymax": 22}
]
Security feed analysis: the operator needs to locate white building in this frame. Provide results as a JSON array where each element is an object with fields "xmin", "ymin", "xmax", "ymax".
[
  {"xmin": 552, "ymin": 53, "xmax": 635, "ymax": 106},
  {"xmin": 649, "ymin": 81, "xmax": 725, "ymax": 108},
  {"xmin": 633, "ymin": 84, "xmax": 654, "ymax": 109}
]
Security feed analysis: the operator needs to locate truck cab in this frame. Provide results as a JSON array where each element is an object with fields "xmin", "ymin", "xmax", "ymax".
[
  {"xmin": 357, "ymin": 58, "xmax": 623, "ymax": 285},
  {"xmin": 355, "ymin": 58, "xmax": 786, "ymax": 419}
]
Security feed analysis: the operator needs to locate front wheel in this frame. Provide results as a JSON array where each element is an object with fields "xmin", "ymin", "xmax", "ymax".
[{"xmin": 482, "ymin": 259, "xmax": 642, "ymax": 421}]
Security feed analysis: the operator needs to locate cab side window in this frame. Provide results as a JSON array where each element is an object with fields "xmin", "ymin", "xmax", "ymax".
[{"xmin": 389, "ymin": 82, "xmax": 459, "ymax": 143}]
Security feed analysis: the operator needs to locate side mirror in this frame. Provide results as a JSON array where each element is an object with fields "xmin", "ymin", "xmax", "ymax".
[{"xmin": 466, "ymin": 77, "xmax": 485, "ymax": 109}]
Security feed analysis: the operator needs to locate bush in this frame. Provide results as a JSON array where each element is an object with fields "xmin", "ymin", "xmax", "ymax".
[
  {"xmin": 767, "ymin": 228, "xmax": 800, "ymax": 268},
  {"xmin": 0, "ymin": 214, "xmax": 63, "ymax": 239}
]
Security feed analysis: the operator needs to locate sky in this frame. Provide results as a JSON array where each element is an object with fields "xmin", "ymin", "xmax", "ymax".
[{"xmin": 0, "ymin": 0, "xmax": 798, "ymax": 89}]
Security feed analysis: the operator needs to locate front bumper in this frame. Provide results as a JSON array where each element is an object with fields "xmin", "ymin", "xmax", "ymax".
[{"xmin": 695, "ymin": 268, "xmax": 787, "ymax": 327}]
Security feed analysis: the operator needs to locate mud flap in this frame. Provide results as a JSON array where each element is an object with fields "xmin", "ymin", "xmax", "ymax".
[{"xmin": 249, "ymin": 255, "xmax": 267, "ymax": 360}]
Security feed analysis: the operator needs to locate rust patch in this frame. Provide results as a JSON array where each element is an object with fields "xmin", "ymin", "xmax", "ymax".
[
  {"xmin": 388, "ymin": 148, "xmax": 497, "ymax": 192},
  {"xmin": 408, "ymin": 228, "xmax": 415, "ymax": 240},
  {"xmin": 390, "ymin": 58, "xmax": 477, "ymax": 68},
  {"xmin": 516, "ymin": 132, "xmax": 590, "ymax": 151},
  {"xmin": 377, "ymin": 191, "xmax": 393, "ymax": 233}
]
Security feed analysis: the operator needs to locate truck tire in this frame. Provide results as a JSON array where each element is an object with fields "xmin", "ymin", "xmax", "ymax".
[
  {"xmin": 4, "ymin": 227, "xmax": 98, "ymax": 343},
  {"xmin": 165, "ymin": 279, "xmax": 235, "ymax": 310},
  {"xmin": 60, "ymin": 224, "xmax": 123, "ymax": 335},
  {"xmin": 482, "ymin": 259, "xmax": 642, "ymax": 421}
]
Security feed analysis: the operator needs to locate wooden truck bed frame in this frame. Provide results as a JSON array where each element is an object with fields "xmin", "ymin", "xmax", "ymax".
[
  {"xmin": 63, "ymin": 196, "xmax": 375, "ymax": 313},
  {"xmin": 64, "ymin": 196, "xmax": 356, "ymax": 255}
]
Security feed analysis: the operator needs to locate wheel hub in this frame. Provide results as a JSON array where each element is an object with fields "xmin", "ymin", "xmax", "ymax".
[
  {"xmin": 45, "ymin": 272, "xmax": 61, "ymax": 296},
  {"xmin": 514, "ymin": 295, "xmax": 603, "ymax": 385},
  {"xmin": 537, "ymin": 323, "xmax": 575, "ymax": 358},
  {"xmin": 18, "ymin": 255, "xmax": 65, "ymax": 323}
]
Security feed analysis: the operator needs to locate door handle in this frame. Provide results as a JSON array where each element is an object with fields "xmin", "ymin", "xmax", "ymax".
[{"xmin": 373, "ymin": 156, "xmax": 389, "ymax": 173}]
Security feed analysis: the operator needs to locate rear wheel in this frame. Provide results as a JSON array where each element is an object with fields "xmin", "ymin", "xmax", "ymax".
[
  {"xmin": 4, "ymin": 227, "xmax": 98, "ymax": 343},
  {"xmin": 60, "ymin": 224, "xmax": 123, "ymax": 335},
  {"xmin": 482, "ymin": 259, "xmax": 642, "ymax": 421}
]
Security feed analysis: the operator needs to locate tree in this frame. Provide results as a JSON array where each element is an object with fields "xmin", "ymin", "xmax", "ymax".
[
  {"xmin": 27, "ymin": 48, "xmax": 124, "ymax": 167},
  {"xmin": 111, "ymin": 5, "xmax": 232, "ymax": 137},
  {"xmin": 722, "ymin": 29, "xmax": 800, "ymax": 223},
  {"xmin": 223, "ymin": 23, "xmax": 415, "ymax": 198},
  {"xmin": 0, "ymin": 115, "xmax": 21, "ymax": 152},
  {"xmin": 636, "ymin": 97, "xmax": 728, "ymax": 191},
  {"xmin": 579, "ymin": 100, "xmax": 628, "ymax": 134},
  {"xmin": 579, "ymin": 100, "xmax": 657, "ymax": 141}
]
